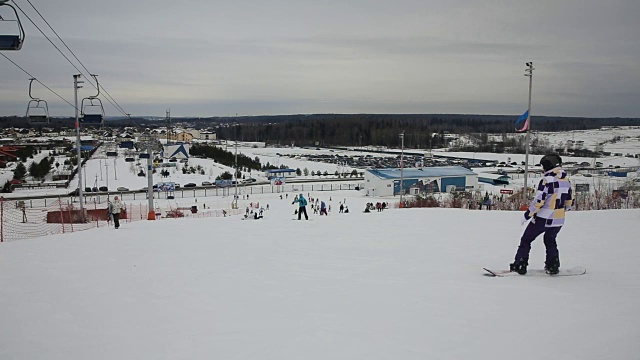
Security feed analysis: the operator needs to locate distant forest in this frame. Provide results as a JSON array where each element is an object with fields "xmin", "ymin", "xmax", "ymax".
[{"xmin": 3, "ymin": 114, "xmax": 639, "ymax": 148}]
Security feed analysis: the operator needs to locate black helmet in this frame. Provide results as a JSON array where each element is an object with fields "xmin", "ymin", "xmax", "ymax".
[{"xmin": 540, "ymin": 154, "xmax": 562, "ymax": 172}]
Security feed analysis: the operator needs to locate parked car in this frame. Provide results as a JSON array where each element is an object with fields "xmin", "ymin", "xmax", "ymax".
[
  {"xmin": 92, "ymin": 187, "xmax": 99, "ymax": 192},
  {"xmin": 85, "ymin": 187, "xmax": 92, "ymax": 193},
  {"xmin": 117, "ymin": 187, "xmax": 129, "ymax": 191},
  {"xmin": 183, "ymin": 183, "xmax": 197, "ymax": 188},
  {"xmin": 174, "ymin": 184, "xmax": 180, "ymax": 189},
  {"xmin": 201, "ymin": 181, "xmax": 212, "ymax": 186},
  {"xmin": 99, "ymin": 186, "xmax": 109, "ymax": 192}
]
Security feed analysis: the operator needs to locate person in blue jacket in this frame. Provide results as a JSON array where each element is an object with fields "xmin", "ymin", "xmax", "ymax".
[
  {"xmin": 320, "ymin": 201, "xmax": 328, "ymax": 215},
  {"xmin": 292, "ymin": 193, "xmax": 309, "ymax": 220}
]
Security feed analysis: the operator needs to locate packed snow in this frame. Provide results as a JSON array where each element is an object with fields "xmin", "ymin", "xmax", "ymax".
[{"xmin": 0, "ymin": 188, "xmax": 639, "ymax": 359}]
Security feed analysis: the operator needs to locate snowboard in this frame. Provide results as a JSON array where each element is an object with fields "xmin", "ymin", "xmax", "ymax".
[{"xmin": 483, "ymin": 266, "xmax": 586, "ymax": 277}]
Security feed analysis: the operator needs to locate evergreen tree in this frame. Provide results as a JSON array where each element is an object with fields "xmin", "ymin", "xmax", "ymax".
[{"xmin": 13, "ymin": 162, "xmax": 27, "ymax": 180}]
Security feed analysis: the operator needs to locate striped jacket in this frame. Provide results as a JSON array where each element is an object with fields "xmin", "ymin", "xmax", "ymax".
[{"xmin": 524, "ymin": 167, "xmax": 573, "ymax": 227}]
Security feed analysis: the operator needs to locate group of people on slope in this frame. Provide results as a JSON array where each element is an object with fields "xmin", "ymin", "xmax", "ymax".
[
  {"xmin": 364, "ymin": 202, "xmax": 387, "ymax": 213},
  {"xmin": 101, "ymin": 153, "xmax": 572, "ymax": 276},
  {"xmin": 244, "ymin": 205, "xmax": 265, "ymax": 220}
]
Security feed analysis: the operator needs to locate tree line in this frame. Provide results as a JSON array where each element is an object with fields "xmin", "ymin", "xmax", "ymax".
[
  {"xmin": 3, "ymin": 114, "xmax": 639, "ymax": 149},
  {"xmin": 189, "ymin": 143, "xmax": 262, "ymax": 171},
  {"xmin": 208, "ymin": 114, "xmax": 640, "ymax": 148}
]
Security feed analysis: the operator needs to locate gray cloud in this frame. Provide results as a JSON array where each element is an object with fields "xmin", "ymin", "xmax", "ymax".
[{"xmin": 1, "ymin": 0, "xmax": 638, "ymax": 118}]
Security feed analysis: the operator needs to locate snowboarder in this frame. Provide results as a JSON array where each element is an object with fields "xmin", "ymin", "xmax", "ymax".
[
  {"xmin": 510, "ymin": 154, "xmax": 573, "ymax": 275},
  {"xmin": 292, "ymin": 193, "xmax": 309, "ymax": 220},
  {"xmin": 110, "ymin": 196, "xmax": 124, "ymax": 229}
]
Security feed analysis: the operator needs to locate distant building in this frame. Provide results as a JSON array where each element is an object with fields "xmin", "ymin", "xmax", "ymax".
[
  {"xmin": 264, "ymin": 168, "xmax": 296, "ymax": 179},
  {"xmin": 364, "ymin": 166, "xmax": 478, "ymax": 197},
  {"xmin": 200, "ymin": 131, "xmax": 217, "ymax": 141},
  {"xmin": 168, "ymin": 130, "xmax": 194, "ymax": 143},
  {"xmin": 477, "ymin": 173, "xmax": 510, "ymax": 185},
  {"xmin": 163, "ymin": 144, "xmax": 190, "ymax": 159},
  {"xmin": 0, "ymin": 146, "xmax": 19, "ymax": 168},
  {"xmin": 186, "ymin": 129, "xmax": 201, "ymax": 140}
]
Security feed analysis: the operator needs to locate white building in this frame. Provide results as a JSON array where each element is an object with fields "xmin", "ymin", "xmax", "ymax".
[
  {"xmin": 364, "ymin": 166, "xmax": 478, "ymax": 197},
  {"xmin": 199, "ymin": 131, "xmax": 217, "ymax": 141}
]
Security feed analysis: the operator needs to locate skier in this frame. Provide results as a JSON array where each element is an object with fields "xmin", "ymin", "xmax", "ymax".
[
  {"xmin": 320, "ymin": 201, "xmax": 327, "ymax": 215},
  {"xmin": 110, "ymin": 196, "xmax": 124, "ymax": 229},
  {"xmin": 292, "ymin": 193, "xmax": 309, "ymax": 220},
  {"xmin": 510, "ymin": 154, "xmax": 573, "ymax": 275}
]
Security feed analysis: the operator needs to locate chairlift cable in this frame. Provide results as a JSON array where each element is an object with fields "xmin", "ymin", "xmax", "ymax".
[
  {"xmin": 23, "ymin": 0, "xmax": 130, "ymax": 117},
  {"xmin": 12, "ymin": 0, "xmax": 130, "ymax": 117},
  {"xmin": 11, "ymin": 1, "xmax": 88, "ymax": 82},
  {"xmin": 0, "ymin": 52, "xmax": 76, "ymax": 109}
]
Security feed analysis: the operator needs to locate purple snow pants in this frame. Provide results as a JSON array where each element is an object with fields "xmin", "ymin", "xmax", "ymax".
[{"xmin": 515, "ymin": 218, "xmax": 562, "ymax": 265}]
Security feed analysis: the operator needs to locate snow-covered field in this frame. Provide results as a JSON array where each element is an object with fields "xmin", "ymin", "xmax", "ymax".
[
  {"xmin": 0, "ymin": 189, "xmax": 638, "ymax": 359},
  {"xmin": 3, "ymin": 126, "xmax": 639, "ymax": 200}
]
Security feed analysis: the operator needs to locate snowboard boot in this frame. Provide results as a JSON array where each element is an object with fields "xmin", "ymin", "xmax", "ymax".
[
  {"xmin": 545, "ymin": 257, "xmax": 560, "ymax": 275},
  {"xmin": 509, "ymin": 258, "xmax": 528, "ymax": 275}
]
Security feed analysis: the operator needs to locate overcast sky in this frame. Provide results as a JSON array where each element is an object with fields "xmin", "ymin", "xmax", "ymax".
[{"xmin": 1, "ymin": 0, "xmax": 639, "ymax": 118}]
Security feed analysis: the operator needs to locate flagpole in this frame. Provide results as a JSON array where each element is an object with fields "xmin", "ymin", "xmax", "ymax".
[{"xmin": 523, "ymin": 62, "xmax": 534, "ymax": 201}]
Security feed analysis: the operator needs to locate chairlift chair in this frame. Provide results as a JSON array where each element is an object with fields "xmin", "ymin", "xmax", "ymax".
[
  {"xmin": 80, "ymin": 74, "xmax": 104, "ymax": 124},
  {"xmin": 26, "ymin": 99, "xmax": 49, "ymax": 124},
  {"xmin": 80, "ymin": 97, "xmax": 105, "ymax": 124},
  {"xmin": 25, "ymin": 78, "xmax": 49, "ymax": 124},
  {"xmin": 0, "ymin": 1, "xmax": 25, "ymax": 51}
]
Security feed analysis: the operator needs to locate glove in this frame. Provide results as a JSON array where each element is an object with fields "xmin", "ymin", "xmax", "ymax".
[{"xmin": 520, "ymin": 211, "xmax": 531, "ymax": 225}]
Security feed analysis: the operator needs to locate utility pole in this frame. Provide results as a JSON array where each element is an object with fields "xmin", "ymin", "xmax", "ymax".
[
  {"xmin": 74, "ymin": 74, "xmax": 85, "ymax": 215},
  {"xmin": 166, "ymin": 109, "xmax": 171, "ymax": 145},
  {"xmin": 105, "ymin": 162, "xmax": 109, "ymax": 197},
  {"xmin": 399, "ymin": 131, "xmax": 405, "ymax": 205},
  {"xmin": 147, "ymin": 149, "xmax": 154, "ymax": 219},
  {"xmin": 234, "ymin": 129, "xmax": 239, "ymax": 209},
  {"xmin": 139, "ymin": 133, "xmax": 156, "ymax": 220},
  {"xmin": 523, "ymin": 62, "xmax": 534, "ymax": 200}
]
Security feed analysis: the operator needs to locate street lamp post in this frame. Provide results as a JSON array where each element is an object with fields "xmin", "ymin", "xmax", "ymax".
[
  {"xmin": 73, "ymin": 74, "xmax": 85, "ymax": 216},
  {"xmin": 139, "ymin": 134, "xmax": 156, "ymax": 220},
  {"xmin": 399, "ymin": 131, "xmax": 405, "ymax": 205},
  {"xmin": 234, "ymin": 134, "xmax": 239, "ymax": 209},
  {"xmin": 523, "ymin": 62, "xmax": 534, "ymax": 200}
]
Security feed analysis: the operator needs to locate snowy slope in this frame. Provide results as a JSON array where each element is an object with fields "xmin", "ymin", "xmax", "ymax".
[{"xmin": 0, "ymin": 190, "xmax": 638, "ymax": 360}]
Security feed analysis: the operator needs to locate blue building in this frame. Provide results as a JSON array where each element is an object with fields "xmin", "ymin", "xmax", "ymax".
[
  {"xmin": 364, "ymin": 166, "xmax": 478, "ymax": 197},
  {"xmin": 264, "ymin": 168, "xmax": 297, "ymax": 180}
]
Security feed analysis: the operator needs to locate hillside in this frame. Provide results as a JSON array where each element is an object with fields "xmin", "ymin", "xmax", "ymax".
[{"xmin": 0, "ymin": 191, "xmax": 638, "ymax": 359}]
